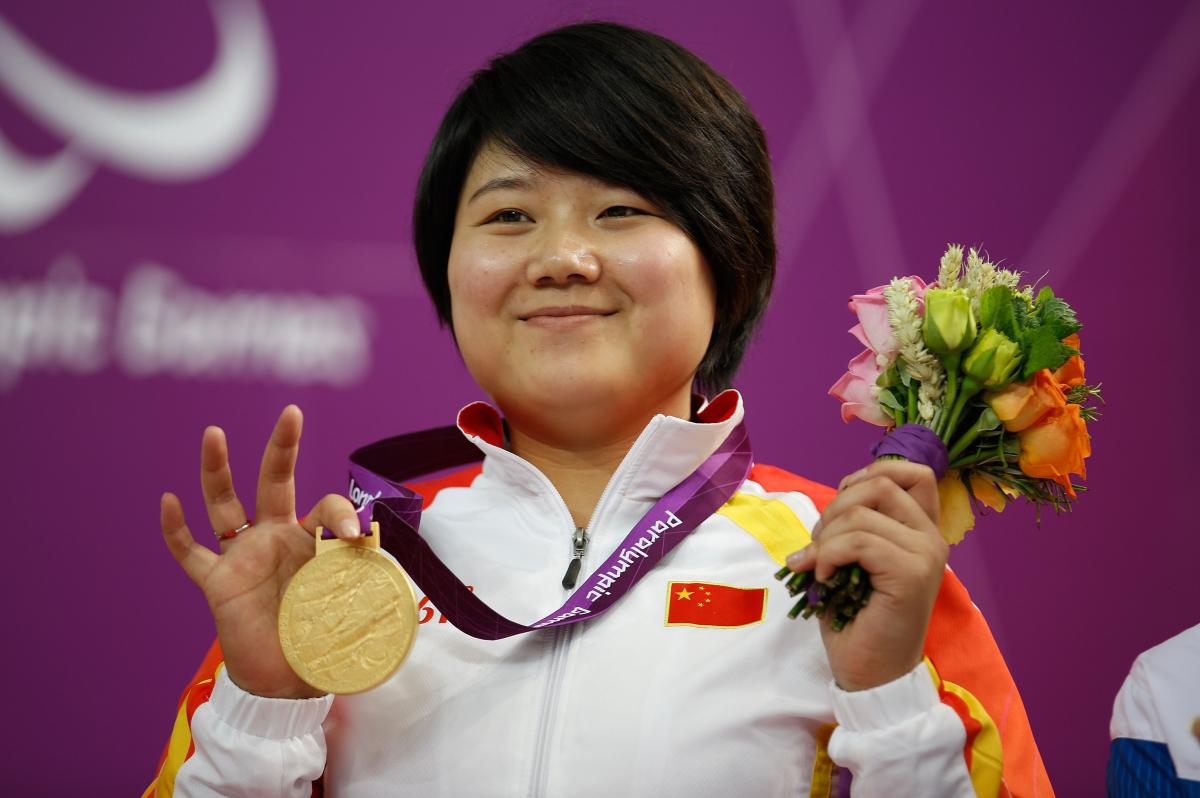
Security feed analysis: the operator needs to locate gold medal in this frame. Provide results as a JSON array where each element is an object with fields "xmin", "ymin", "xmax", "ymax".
[{"xmin": 278, "ymin": 522, "xmax": 418, "ymax": 695}]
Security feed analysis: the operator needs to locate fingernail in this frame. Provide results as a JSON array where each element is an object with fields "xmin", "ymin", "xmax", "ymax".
[
  {"xmin": 840, "ymin": 467, "xmax": 868, "ymax": 489},
  {"xmin": 340, "ymin": 519, "xmax": 361, "ymax": 538},
  {"xmin": 786, "ymin": 546, "xmax": 810, "ymax": 569}
]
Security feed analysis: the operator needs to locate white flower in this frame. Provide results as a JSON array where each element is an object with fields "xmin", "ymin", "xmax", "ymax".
[
  {"xmin": 883, "ymin": 277, "xmax": 944, "ymax": 424},
  {"xmin": 938, "ymin": 244, "xmax": 963, "ymax": 289}
]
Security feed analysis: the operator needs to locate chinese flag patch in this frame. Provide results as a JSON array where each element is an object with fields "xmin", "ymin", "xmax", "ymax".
[{"xmin": 665, "ymin": 581, "xmax": 767, "ymax": 628}]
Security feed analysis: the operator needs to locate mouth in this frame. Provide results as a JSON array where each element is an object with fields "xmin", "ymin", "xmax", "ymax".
[{"xmin": 519, "ymin": 306, "xmax": 617, "ymax": 322}]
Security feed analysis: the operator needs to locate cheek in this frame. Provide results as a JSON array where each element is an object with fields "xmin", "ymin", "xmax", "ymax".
[
  {"xmin": 447, "ymin": 240, "xmax": 516, "ymax": 326},
  {"xmin": 617, "ymin": 236, "xmax": 715, "ymax": 334}
]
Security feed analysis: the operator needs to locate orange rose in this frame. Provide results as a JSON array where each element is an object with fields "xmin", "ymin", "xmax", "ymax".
[
  {"xmin": 1018, "ymin": 403, "xmax": 1092, "ymax": 498},
  {"xmin": 1053, "ymin": 333, "xmax": 1086, "ymax": 388},
  {"xmin": 986, "ymin": 369, "xmax": 1066, "ymax": 432}
]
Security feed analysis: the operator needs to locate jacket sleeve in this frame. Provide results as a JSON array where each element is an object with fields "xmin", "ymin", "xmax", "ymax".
[
  {"xmin": 143, "ymin": 641, "xmax": 332, "ymax": 798},
  {"xmin": 827, "ymin": 659, "xmax": 975, "ymax": 796},
  {"xmin": 823, "ymin": 568, "xmax": 1052, "ymax": 797},
  {"xmin": 745, "ymin": 465, "xmax": 1053, "ymax": 797}
]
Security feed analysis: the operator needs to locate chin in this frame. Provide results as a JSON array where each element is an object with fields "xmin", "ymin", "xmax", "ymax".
[{"xmin": 526, "ymin": 366, "xmax": 625, "ymax": 404}]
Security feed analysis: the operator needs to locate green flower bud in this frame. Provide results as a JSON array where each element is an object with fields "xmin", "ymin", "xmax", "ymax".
[
  {"xmin": 922, "ymin": 288, "xmax": 977, "ymax": 355},
  {"xmin": 962, "ymin": 328, "xmax": 1022, "ymax": 389}
]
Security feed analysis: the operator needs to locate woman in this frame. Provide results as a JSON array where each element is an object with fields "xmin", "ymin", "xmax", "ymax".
[{"xmin": 147, "ymin": 21, "xmax": 1050, "ymax": 797}]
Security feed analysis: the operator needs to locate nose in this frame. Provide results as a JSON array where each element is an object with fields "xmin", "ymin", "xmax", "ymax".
[{"xmin": 525, "ymin": 225, "xmax": 601, "ymax": 287}]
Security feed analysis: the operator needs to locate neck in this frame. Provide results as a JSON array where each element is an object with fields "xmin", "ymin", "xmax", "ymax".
[{"xmin": 504, "ymin": 387, "xmax": 694, "ymax": 528}]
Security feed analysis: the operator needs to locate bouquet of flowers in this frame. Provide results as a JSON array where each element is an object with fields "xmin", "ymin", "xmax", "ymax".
[{"xmin": 777, "ymin": 245, "xmax": 1100, "ymax": 629}]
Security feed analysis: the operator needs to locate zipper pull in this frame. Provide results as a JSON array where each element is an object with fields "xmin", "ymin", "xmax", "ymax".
[{"xmin": 561, "ymin": 526, "xmax": 589, "ymax": 589}]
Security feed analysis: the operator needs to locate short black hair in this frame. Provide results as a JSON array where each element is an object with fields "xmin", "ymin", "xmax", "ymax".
[{"xmin": 413, "ymin": 21, "xmax": 775, "ymax": 394}]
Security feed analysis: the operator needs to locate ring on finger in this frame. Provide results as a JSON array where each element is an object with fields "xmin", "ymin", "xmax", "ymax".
[{"xmin": 216, "ymin": 521, "xmax": 253, "ymax": 541}]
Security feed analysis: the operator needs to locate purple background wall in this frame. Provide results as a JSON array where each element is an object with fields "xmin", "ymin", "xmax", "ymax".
[{"xmin": 1, "ymin": 1, "xmax": 1197, "ymax": 793}]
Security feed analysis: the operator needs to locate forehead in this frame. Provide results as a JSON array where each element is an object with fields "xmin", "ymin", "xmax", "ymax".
[{"xmin": 461, "ymin": 141, "xmax": 619, "ymax": 201}]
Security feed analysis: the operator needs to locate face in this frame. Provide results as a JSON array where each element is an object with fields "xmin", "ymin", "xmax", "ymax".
[{"xmin": 447, "ymin": 142, "xmax": 716, "ymax": 434}]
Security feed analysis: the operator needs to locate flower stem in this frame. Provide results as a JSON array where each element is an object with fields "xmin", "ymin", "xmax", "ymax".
[
  {"xmin": 948, "ymin": 423, "xmax": 984, "ymax": 461},
  {"xmin": 949, "ymin": 446, "xmax": 1000, "ymax": 469},
  {"xmin": 942, "ymin": 376, "xmax": 981, "ymax": 439},
  {"xmin": 778, "ymin": 563, "xmax": 873, "ymax": 630},
  {"xmin": 942, "ymin": 353, "xmax": 961, "ymax": 422}
]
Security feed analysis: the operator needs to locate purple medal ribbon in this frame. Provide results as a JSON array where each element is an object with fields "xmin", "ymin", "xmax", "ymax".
[{"xmin": 343, "ymin": 418, "xmax": 753, "ymax": 640}]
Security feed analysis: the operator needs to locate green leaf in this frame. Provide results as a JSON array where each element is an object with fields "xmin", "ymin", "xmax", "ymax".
[
  {"xmin": 1021, "ymin": 326, "xmax": 1076, "ymax": 379},
  {"xmin": 877, "ymin": 388, "xmax": 905, "ymax": 412},
  {"xmin": 979, "ymin": 286, "xmax": 1018, "ymax": 339},
  {"xmin": 1035, "ymin": 286, "xmax": 1082, "ymax": 340}
]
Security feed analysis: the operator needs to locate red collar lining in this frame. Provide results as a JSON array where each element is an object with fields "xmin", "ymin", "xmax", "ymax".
[{"xmin": 456, "ymin": 389, "xmax": 740, "ymax": 448}]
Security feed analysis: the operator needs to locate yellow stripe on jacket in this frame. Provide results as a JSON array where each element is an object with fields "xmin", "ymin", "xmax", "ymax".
[
  {"xmin": 716, "ymin": 492, "xmax": 812, "ymax": 565},
  {"xmin": 926, "ymin": 657, "xmax": 1005, "ymax": 796},
  {"xmin": 145, "ymin": 647, "xmax": 225, "ymax": 797}
]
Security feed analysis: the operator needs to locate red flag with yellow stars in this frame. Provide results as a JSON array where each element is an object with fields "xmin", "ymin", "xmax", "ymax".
[{"xmin": 664, "ymin": 581, "xmax": 767, "ymax": 628}]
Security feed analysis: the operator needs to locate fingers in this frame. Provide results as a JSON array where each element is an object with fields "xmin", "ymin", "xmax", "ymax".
[
  {"xmin": 820, "ymin": 506, "xmax": 932, "ymax": 555},
  {"xmin": 161, "ymin": 492, "xmax": 217, "ymax": 586},
  {"xmin": 821, "ymin": 475, "xmax": 930, "ymax": 534},
  {"xmin": 200, "ymin": 426, "xmax": 251, "ymax": 536},
  {"xmin": 790, "ymin": 508, "xmax": 946, "ymax": 580},
  {"xmin": 809, "ymin": 530, "xmax": 901, "ymax": 583},
  {"xmin": 828, "ymin": 460, "xmax": 940, "ymax": 528},
  {"xmin": 256, "ymin": 405, "xmax": 303, "ymax": 523},
  {"xmin": 787, "ymin": 460, "xmax": 948, "ymax": 580},
  {"xmin": 301, "ymin": 493, "xmax": 363, "ymax": 540}
]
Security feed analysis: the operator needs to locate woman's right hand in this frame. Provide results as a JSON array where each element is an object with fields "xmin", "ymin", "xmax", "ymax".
[{"xmin": 160, "ymin": 405, "xmax": 362, "ymax": 699}]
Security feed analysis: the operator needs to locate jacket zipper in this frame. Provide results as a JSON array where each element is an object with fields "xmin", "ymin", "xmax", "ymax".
[
  {"xmin": 524, "ymin": 422, "xmax": 659, "ymax": 797},
  {"xmin": 529, "ymin": 619, "xmax": 577, "ymax": 798},
  {"xmin": 560, "ymin": 526, "xmax": 589, "ymax": 589}
]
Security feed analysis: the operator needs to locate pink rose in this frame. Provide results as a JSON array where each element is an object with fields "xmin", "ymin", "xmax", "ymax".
[
  {"xmin": 828, "ymin": 348, "xmax": 892, "ymax": 427},
  {"xmin": 846, "ymin": 276, "xmax": 928, "ymax": 359},
  {"xmin": 829, "ymin": 276, "xmax": 926, "ymax": 428}
]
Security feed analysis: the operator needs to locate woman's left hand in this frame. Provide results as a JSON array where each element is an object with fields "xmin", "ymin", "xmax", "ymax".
[{"xmin": 785, "ymin": 460, "xmax": 948, "ymax": 692}]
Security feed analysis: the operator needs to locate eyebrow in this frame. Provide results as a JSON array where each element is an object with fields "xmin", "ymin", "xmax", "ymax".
[{"xmin": 467, "ymin": 175, "xmax": 534, "ymax": 205}]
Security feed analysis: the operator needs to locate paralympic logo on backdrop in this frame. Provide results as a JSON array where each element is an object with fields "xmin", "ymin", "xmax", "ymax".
[
  {"xmin": 0, "ymin": 258, "xmax": 373, "ymax": 392},
  {"xmin": 0, "ymin": 0, "xmax": 276, "ymax": 234}
]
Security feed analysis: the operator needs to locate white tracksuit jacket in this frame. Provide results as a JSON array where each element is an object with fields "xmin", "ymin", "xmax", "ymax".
[{"xmin": 172, "ymin": 393, "xmax": 978, "ymax": 796}]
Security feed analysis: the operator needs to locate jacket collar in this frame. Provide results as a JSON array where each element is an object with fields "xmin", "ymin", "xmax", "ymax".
[{"xmin": 454, "ymin": 390, "xmax": 746, "ymax": 513}]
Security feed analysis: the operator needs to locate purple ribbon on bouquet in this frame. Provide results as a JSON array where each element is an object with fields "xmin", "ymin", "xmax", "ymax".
[
  {"xmin": 869, "ymin": 423, "xmax": 948, "ymax": 479},
  {"xmin": 342, "ymin": 419, "xmax": 753, "ymax": 640}
]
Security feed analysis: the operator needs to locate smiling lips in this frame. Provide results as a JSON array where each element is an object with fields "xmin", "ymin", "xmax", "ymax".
[{"xmin": 520, "ymin": 305, "xmax": 615, "ymax": 327}]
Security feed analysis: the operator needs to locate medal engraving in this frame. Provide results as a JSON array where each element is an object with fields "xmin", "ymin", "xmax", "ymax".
[{"xmin": 278, "ymin": 522, "xmax": 418, "ymax": 694}]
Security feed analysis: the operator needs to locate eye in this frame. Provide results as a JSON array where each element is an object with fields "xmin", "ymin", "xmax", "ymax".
[
  {"xmin": 599, "ymin": 206, "xmax": 642, "ymax": 219},
  {"xmin": 486, "ymin": 209, "xmax": 531, "ymax": 224}
]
